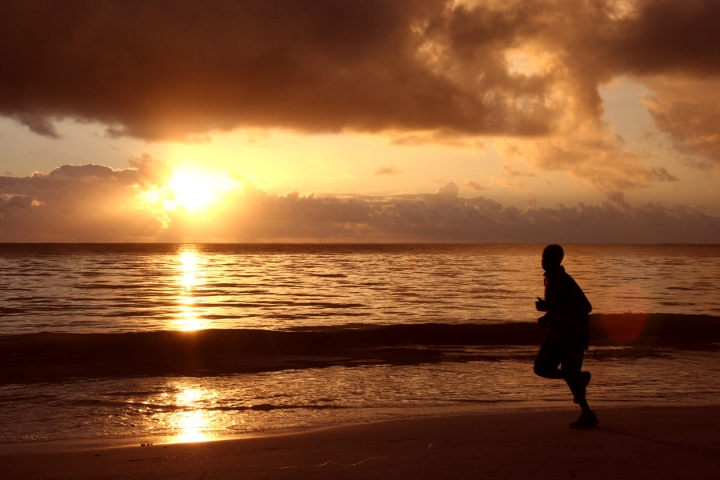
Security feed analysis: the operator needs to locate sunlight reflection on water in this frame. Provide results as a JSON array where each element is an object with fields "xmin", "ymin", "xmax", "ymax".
[
  {"xmin": 2, "ymin": 348, "xmax": 720, "ymax": 447},
  {"xmin": 171, "ymin": 386, "xmax": 216, "ymax": 443},
  {"xmin": 174, "ymin": 249, "xmax": 206, "ymax": 331}
]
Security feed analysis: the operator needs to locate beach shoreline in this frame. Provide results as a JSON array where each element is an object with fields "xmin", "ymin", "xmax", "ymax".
[
  {"xmin": 2, "ymin": 405, "xmax": 719, "ymax": 479},
  {"xmin": 3, "ymin": 323, "xmax": 720, "ymax": 451},
  {"xmin": 0, "ymin": 402, "xmax": 591, "ymax": 454}
]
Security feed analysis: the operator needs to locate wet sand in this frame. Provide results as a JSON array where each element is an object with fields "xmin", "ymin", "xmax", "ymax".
[{"xmin": 3, "ymin": 406, "xmax": 719, "ymax": 479}]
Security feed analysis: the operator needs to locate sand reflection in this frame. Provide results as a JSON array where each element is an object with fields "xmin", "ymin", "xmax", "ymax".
[
  {"xmin": 174, "ymin": 250, "xmax": 206, "ymax": 331},
  {"xmin": 171, "ymin": 386, "xmax": 217, "ymax": 443}
]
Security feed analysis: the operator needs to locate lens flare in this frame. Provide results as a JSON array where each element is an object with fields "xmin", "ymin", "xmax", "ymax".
[{"xmin": 600, "ymin": 286, "xmax": 651, "ymax": 342}]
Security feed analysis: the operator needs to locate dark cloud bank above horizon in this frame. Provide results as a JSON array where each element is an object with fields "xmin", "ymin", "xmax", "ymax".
[
  {"xmin": 2, "ymin": 0, "xmax": 720, "ymax": 170},
  {"xmin": 1, "ymin": 163, "xmax": 718, "ymax": 243}
]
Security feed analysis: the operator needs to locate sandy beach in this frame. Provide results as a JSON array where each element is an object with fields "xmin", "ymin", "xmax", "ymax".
[{"xmin": 3, "ymin": 406, "xmax": 719, "ymax": 479}]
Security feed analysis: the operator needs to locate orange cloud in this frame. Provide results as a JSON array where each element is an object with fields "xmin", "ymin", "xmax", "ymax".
[
  {"xmin": 497, "ymin": 130, "xmax": 677, "ymax": 205},
  {"xmin": 1, "ymin": 163, "xmax": 718, "ymax": 243},
  {"xmin": 375, "ymin": 166, "xmax": 401, "ymax": 175},
  {"xmin": 491, "ymin": 176, "xmax": 537, "ymax": 205},
  {"xmin": 502, "ymin": 164, "xmax": 537, "ymax": 178},
  {"xmin": 464, "ymin": 180, "xmax": 490, "ymax": 191},
  {"xmin": 643, "ymin": 76, "xmax": 720, "ymax": 169}
]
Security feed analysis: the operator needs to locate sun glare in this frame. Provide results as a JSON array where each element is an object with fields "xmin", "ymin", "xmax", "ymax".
[
  {"xmin": 169, "ymin": 171, "xmax": 217, "ymax": 212},
  {"xmin": 135, "ymin": 168, "xmax": 240, "ymax": 223}
]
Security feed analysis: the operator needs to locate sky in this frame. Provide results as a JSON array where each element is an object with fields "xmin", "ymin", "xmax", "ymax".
[{"xmin": 1, "ymin": 0, "xmax": 719, "ymax": 242}]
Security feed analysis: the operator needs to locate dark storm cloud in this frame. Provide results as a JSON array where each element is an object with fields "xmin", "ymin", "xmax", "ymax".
[
  {"xmin": 2, "ymin": 0, "xmax": 714, "ymax": 142},
  {"xmin": 2, "ymin": 165, "xmax": 719, "ymax": 243},
  {"xmin": 580, "ymin": 0, "xmax": 720, "ymax": 169},
  {"xmin": 604, "ymin": 0, "xmax": 720, "ymax": 77},
  {"xmin": 2, "ymin": 0, "xmax": 552, "ymax": 140}
]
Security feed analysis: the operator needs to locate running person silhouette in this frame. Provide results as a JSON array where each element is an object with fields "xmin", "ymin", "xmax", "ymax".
[{"xmin": 533, "ymin": 244, "xmax": 598, "ymax": 428}]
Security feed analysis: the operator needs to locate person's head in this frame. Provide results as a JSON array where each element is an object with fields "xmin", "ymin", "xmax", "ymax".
[{"xmin": 541, "ymin": 244, "xmax": 564, "ymax": 271}]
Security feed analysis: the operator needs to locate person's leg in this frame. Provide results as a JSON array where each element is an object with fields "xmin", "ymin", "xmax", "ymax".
[
  {"xmin": 562, "ymin": 347, "xmax": 598, "ymax": 428},
  {"xmin": 561, "ymin": 347, "xmax": 592, "ymax": 413},
  {"xmin": 533, "ymin": 337, "xmax": 563, "ymax": 379}
]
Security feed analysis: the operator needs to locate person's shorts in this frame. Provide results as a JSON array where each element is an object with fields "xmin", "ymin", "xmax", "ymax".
[{"xmin": 535, "ymin": 335, "xmax": 584, "ymax": 374}]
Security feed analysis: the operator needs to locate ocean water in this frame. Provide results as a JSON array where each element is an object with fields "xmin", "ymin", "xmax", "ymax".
[
  {"xmin": 1, "ymin": 243, "xmax": 719, "ymax": 334},
  {"xmin": 1, "ymin": 244, "xmax": 719, "ymax": 451}
]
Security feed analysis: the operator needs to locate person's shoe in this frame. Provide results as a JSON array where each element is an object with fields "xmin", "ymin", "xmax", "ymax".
[
  {"xmin": 573, "ymin": 371, "xmax": 592, "ymax": 404},
  {"xmin": 570, "ymin": 411, "xmax": 599, "ymax": 429}
]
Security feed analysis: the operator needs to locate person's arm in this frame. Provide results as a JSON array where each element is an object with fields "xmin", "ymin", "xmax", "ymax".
[
  {"xmin": 536, "ymin": 278, "xmax": 551, "ymax": 328},
  {"xmin": 535, "ymin": 297, "xmax": 548, "ymax": 311}
]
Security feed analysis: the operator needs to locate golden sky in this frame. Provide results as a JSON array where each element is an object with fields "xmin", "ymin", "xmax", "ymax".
[{"xmin": 1, "ymin": 0, "xmax": 719, "ymax": 242}]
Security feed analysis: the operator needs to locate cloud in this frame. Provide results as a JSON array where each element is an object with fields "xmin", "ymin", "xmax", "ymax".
[
  {"xmin": 2, "ymin": 0, "xmax": 712, "ymax": 143},
  {"xmin": 186, "ymin": 192, "xmax": 720, "ymax": 243},
  {"xmin": 375, "ymin": 166, "xmax": 401, "ymax": 175},
  {"xmin": 497, "ymin": 134, "xmax": 677, "ymax": 205},
  {"xmin": 502, "ymin": 164, "xmax": 537, "ymax": 177},
  {"xmin": 643, "ymin": 76, "xmax": 720, "ymax": 169},
  {"xmin": 464, "ymin": 180, "xmax": 490, "ymax": 191},
  {"xmin": 1, "ymin": 0, "xmax": 718, "ymax": 199},
  {"xmin": 491, "ymin": 176, "xmax": 537, "ymax": 205},
  {"xmin": 0, "ymin": 0, "xmax": 565, "ymax": 140},
  {"xmin": 390, "ymin": 131, "xmax": 486, "ymax": 149},
  {"xmin": 602, "ymin": 0, "xmax": 720, "ymax": 78},
  {"xmin": 127, "ymin": 154, "xmax": 173, "ymax": 185},
  {"xmin": 435, "ymin": 182, "xmax": 460, "ymax": 198},
  {"xmin": 0, "ymin": 164, "xmax": 161, "ymax": 241},
  {"xmin": 1, "ymin": 163, "xmax": 719, "ymax": 243},
  {"xmin": 12, "ymin": 113, "xmax": 60, "ymax": 138}
]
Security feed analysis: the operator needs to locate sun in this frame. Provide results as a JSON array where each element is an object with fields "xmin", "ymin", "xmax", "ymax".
[
  {"xmin": 135, "ymin": 168, "xmax": 240, "ymax": 217},
  {"xmin": 168, "ymin": 171, "xmax": 217, "ymax": 212}
]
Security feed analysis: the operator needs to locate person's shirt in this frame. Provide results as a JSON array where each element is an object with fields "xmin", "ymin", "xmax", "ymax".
[{"xmin": 543, "ymin": 266, "xmax": 592, "ymax": 348}]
